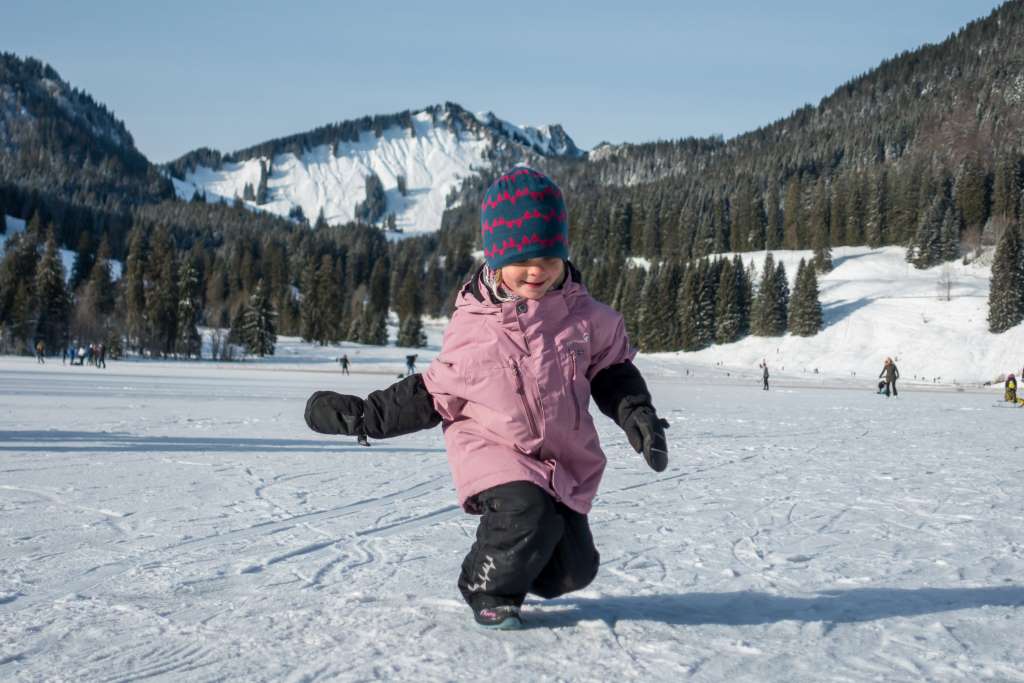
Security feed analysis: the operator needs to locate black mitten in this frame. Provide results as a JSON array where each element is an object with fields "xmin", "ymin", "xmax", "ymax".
[
  {"xmin": 304, "ymin": 391, "xmax": 365, "ymax": 435},
  {"xmin": 621, "ymin": 405, "xmax": 669, "ymax": 472}
]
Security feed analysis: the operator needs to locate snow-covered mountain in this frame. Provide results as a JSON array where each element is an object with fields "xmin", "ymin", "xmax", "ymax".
[{"xmin": 166, "ymin": 102, "xmax": 583, "ymax": 235}]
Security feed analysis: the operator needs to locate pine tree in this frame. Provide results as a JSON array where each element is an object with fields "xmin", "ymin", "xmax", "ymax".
[
  {"xmin": 146, "ymin": 229, "xmax": 178, "ymax": 356},
  {"xmin": 772, "ymin": 261, "xmax": 790, "ymax": 335},
  {"xmin": 10, "ymin": 281, "xmax": 33, "ymax": 351},
  {"xmin": 34, "ymin": 232, "xmax": 70, "ymax": 353},
  {"xmin": 710, "ymin": 198, "xmax": 730, "ymax": 254},
  {"xmin": 299, "ymin": 256, "xmax": 323, "ymax": 343},
  {"xmin": 812, "ymin": 195, "xmax": 833, "ymax": 273},
  {"xmin": 618, "ymin": 265, "xmax": 646, "ymax": 343},
  {"xmin": 987, "ymin": 223, "xmax": 1024, "ymax": 333},
  {"xmin": 241, "ymin": 278, "xmax": 277, "ymax": 357},
  {"xmin": 396, "ymin": 272, "xmax": 426, "ymax": 348},
  {"xmin": 205, "ymin": 263, "xmax": 229, "ymax": 329},
  {"xmin": 122, "ymin": 226, "xmax": 148, "ymax": 352},
  {"xmin": 765, "ymin": 187, "xmax": 784, "ymax": 251},
  {"xmin": 734, "ymin": 254, "xmax": 753, "ymax": 337},
  {"xmin": 175, "ymin": 260, "xmax": 202, "ymax": 358},
  {"xmin": 677, "ymin": 263, "xmax": 701, "ymax": 351},
  {"xmin": 72, "ymin": 236, "xmax": 117, "ymax": 345},
  {"xmin": 788, "ymin": 258, "xmax": 823, "ymax": 336},
  {"xmin": 940, "ymin": 207, "xmax": 961, "ymax": 262},
  {"xmin": 635, "ymin": 263, "xmax": 662, "ymax": 351},
  {"xmin": 783, "ymin": 176, "xmax": 803, "ymax": 249},
  {"xmin": 991, "ymin": 155, "xmax": 1020, "ymax": 221},
  {"xmin": 714, "ymin": 258, "xmax": 741, "ymax": 344},
  {"xmin": 361, "ymin": 259, "xmax": 390, "ymax": 346},
  {"xmin": 864, "ymin": 168, "xmax": 887, "ymax": 248},
  {"xmin": 808, "ymin": 178, "xmax": 831, "ymax": 265},
  {"xmin": 70, "ymin": 231, "xmax": 95, "ymax": 293},
  {"xmin": 955, "ymin": 157, "xmax": 990, "ymax": 233},
  {"xmin": 751, "ymin": 253, "xmax": 778, "ymax": 336},
  {"xmin": 697, "ymin": 258, "xmax": 719, "ymax": 348},
  {"xmin": 909, "ymin": 196, "xmax": 946, "ymax": 269},
  {"xmin": 0, "ymin": 230, "xmax": 39, "ymax": 326}
]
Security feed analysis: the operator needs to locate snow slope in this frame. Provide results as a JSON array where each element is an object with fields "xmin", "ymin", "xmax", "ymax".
[
  {"xmin": 1, "ymin": 339, "xmax": 1022, "ymax": 681},
  {"xmin": 170, "ymin": 106, "xmax": 581, "ymax": 235},
  {"xmin": 648, "ymin": 245, "xmax": 1019, "ymax": 387}
]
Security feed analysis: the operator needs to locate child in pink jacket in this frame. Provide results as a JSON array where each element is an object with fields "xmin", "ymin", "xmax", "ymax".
[{"xmin": 305, "ymin": 167, "xmax": 669, "ymax": 629}]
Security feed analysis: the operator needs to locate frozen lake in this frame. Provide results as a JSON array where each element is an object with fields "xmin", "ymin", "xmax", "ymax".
[{"xmin": 2, "ymin": 355, "xmax": 1023, "ymax": 681}]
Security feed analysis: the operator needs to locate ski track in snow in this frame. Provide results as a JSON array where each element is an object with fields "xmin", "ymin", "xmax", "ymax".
[{"xmin": 2, "ymin": 356, "xmax": 1024, "ymax": 681}]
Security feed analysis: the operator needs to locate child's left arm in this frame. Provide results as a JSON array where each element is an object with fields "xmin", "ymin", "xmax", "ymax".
[{"xmin": 587, "ymin": 315, "xmax": 669, "ymax": 472}]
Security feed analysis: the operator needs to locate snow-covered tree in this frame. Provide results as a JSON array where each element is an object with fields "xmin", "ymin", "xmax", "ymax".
[
  {"xmin": 175, "ymin": 259, "xmax": 202, "ymax": 358},
  {"xmin": 788, "ymin": 258, "xmax": 823, "ymax": 336},
  {"xmin": 240, "ymin": 279, "xmax": 277, "ymax": 357},
  {"xmin": 714, "ymin": 257, "xmax": 741, "ymax": 344},
  {"xmin": 34, "ymin": 232, "xmax": 70, "ymax": 352},
  {"xmin": 987, "ymin": 223, "xmax": 1024, "ymax": 333}
]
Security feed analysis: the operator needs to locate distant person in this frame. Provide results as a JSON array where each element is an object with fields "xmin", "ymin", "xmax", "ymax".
[
  {"xmin": 76, "ymin": 345, "xmax": 86, "ymax": 366},
  {"xmin": 35, "ymin": 339, "xmax": 45, "ymax": 363},
  {"xmin": 759, "ymin": 359, "xmax": 769, "ymax": 391},
  {"xmin": 405, "ymin": 354, "xmax": 417, "ymax": 376},
  {"xmin": 1006, "ymin": 374, "xmax": 1018, "ymax": 403},
  {"xmin": 96, "ymin": 343, "xmax": 106, "ymax": 369},
  {"xmin": 62, "ymin": 345, "xmax": 69, "ymax": 365},
  {"xmin": 339, "ymin": 354, "xmax": 350, "ymax": 375},
  {"xmin": 879, "ymin": 357, "xmax": 899, "ymax": 397}
]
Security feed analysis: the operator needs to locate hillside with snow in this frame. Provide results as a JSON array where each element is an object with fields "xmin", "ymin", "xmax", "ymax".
[
  {"xmin": 167, "ymin": 103, "xmax": 582, "ymax": 235},
  {"xmin": 1, "ymin": 215, "xmax": 122, "ymax": 282},
  {"xmin": 645, "ymin": 246, "xmax": 1017, "ymax": 387}
]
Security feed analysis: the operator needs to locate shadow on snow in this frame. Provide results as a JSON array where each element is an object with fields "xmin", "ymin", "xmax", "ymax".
[
  {"xmin": 536, "ymin": 585, "xmax": 1024, "ymax": 628},
  {"xmin": 0, "ymin": 430, "xmax": 443, "ymax": 455},
  {"xmin": 822, "ymin": 297, "xmax": 873, "ymax": 328}
]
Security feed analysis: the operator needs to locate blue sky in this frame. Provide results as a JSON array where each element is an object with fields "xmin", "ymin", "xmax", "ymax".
[{"xmin": 0, "ymin": 1, "xmax": 1006, "ymax": 163}]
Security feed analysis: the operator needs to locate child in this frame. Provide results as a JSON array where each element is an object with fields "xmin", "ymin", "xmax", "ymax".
[
  {"xmin": 1005, "ymin": 373, "xmax": 1017, "ymax": 403},
  {"xmin": 304, "ymin": 167, "xmax": 669, "ymax": 630}
]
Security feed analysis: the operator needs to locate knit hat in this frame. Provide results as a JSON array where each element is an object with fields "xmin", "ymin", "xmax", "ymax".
[{"xmin": 480, "ymin": 167, "xmax": 569, "ymax": 269}]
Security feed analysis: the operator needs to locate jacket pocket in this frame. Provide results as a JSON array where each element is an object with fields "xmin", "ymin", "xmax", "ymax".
[
  {"xmin": 508, "ymin": 357, "xmax": 540, "ymax": 439},
  {"xmin": 561, "ymin": 341, "xmax": 590, "ymax": 431}
]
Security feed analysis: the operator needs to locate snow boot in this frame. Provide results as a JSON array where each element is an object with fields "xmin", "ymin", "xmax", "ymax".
[{"xmin": 474, "ymin": 605, "xmax": 523, "ymax": 630}]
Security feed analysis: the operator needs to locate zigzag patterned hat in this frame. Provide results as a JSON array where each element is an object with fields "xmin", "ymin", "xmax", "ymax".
[{"xmin": 480, "ymin": 166, "xmax": 569, "ymax": 269}]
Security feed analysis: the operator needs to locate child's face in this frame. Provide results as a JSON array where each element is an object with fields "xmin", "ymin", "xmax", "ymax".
[{"xmin": 500, "ymin": 258, "xmax": 565, "ymax": 300}]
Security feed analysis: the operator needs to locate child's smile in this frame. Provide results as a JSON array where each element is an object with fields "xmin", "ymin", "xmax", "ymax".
[{"xmin": 501, "ymin": 258, "xmax": 565, "ymax": 300}]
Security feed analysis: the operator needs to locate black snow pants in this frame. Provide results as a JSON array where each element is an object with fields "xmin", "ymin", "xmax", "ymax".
[{"xmin": 458, "ymin": 481, "xmax": 599, "ymax": 610}]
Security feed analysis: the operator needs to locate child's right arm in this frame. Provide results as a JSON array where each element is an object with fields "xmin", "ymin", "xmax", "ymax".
[{"xmin": 304, "ymin": 374, "xmax": 441, "ymax": 439}]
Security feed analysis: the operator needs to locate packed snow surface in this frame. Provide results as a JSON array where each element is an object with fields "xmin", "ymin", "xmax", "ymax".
[{"xmin": 2, "ymin": 330, "xmax": 1023, "ymax": 681}]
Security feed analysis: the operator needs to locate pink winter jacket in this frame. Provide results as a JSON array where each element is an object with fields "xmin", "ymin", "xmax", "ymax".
[{"xmin": 422, "ymin": 271, "xmax": 635, "ymax": 515}]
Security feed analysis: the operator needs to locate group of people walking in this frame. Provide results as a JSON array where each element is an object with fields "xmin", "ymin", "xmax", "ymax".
[{"xmin": 64, "ymin": 342, "xmax": 107, "ymax": 368}]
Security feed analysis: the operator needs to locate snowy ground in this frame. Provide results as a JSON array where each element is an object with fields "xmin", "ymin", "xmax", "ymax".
[{"xmin": 2, "ymin": 341, "xmax": 1023, "ymax": 681}]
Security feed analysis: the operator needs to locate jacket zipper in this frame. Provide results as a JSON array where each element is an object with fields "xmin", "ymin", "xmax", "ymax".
[
  {"xmin": 569, "ymin": 350, "xmax": 581, "ymax": 430},
  {"xmin": 509, "ymin": 358, "xmax": 540, "ymax": 438}
]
